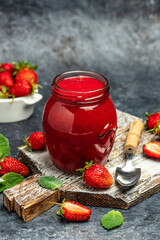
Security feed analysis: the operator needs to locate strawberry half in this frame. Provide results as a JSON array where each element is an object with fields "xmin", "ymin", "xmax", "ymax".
[
  {"xmin": 143, "ymin": 142, "xmax": 160, "ymax": 159},
  {"xmin": 24, "ymin": 132, "xmax": 46, "ymax": 151},
  {"xmin": 145, "ymin": 112, "xmax": 160, "ymax": 130},
  {"xmin": 77, "ymin": 161, "xmax": 113, "ymax": 189},
  {"xmin": 56, "ymin": 200, "xmax": 92, "ymax": 221},
  {"xmin": 0, "ymin": 157, "xmax": 29, "ymax": 176}
]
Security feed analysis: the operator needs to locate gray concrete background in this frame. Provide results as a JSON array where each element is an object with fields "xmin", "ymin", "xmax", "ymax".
[{"xmin": 0, "ymin": 0, "xmax": 160, "ymax": 239}]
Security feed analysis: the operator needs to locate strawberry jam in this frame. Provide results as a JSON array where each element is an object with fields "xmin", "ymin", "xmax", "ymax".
[{"xmin": 43, "ymin": 71, "xmax": 117, "ymax": 172}]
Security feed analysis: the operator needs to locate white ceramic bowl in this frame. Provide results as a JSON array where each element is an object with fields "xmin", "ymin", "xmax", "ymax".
[{"xmin": 0, "ymin": 93, "xmax": 43, "ymax": 123}]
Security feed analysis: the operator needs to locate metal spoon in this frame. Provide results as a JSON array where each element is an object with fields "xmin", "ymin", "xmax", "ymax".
[{"xmin": 115, "ymin": 119, "xmax": 144, "ymax": 188}]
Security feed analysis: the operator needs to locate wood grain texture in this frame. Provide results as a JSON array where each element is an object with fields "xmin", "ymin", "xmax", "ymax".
[
  {"xmin": 3, "ymin": 175, "xmax": 41, "ymax": 212},
  {"xmin": 3, "ymin": 109, "xmax": 160, "ymax": 221},
  {"xmin": 3, "ymin": 174, "xmax": 59, "ymax": 222}
]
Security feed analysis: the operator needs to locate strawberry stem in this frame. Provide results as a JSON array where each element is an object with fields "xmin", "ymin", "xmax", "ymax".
[
  {"xmin": 76, "ymin": 160, "xmax": 95, "ymax": 172},
  {"xmin": 0, "ymin": 158, "xmax": 5, "ymax": 163},
  {"xmin": 146, "ymin": 129, "xmax": 154, "ymax": 133},
  {"xmin": 9, "ymin": 95, "xmax": 15, "ymax": 104},
  {"xmin": 12, "ymin": 60, "xmax": 38, "ymax": 75},
  {"xmin": 145, "ymin": 112, "xmax": 150, "ymax": 118},
  {"xmin": 0, "ymin": 153, "xmax": 5, "ymax": 159},
  {"xmin": 43, "ymin": 202, "xmax": 63, "ymax": 206},
  {"xmin": 23, "ymin": 137, "xmax": 32, "ymax": 151},
  {"xmin": 76, "ymin": 160, "xmax": 96, "ymax": 179},
  {"xmin": 30, "ymin": 78, "xmax": 43, "ymax": 95},
  {"xmin": 146, "ymin": 121, "xmax": 160, "ymax": 135},
  {"xmin": 17, "ymin": 144, "xmax": 26, "ymax": 148}
]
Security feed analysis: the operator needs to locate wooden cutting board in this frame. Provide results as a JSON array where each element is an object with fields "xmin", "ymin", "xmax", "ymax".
[{"xmin": 3, "ymin": 109, "xmax": 160, "ymax": 222}]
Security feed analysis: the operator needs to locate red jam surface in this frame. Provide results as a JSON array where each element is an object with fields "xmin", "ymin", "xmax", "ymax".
[
  {"xmin": 57, "ymin": 77, "xmax": 104, "ymax": 91},
  {"xmin": 43, "ymin": 73, "xmax": 117, "ymax": 172}
]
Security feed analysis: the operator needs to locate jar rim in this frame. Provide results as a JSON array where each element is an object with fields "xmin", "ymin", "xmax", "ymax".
[{"xmin": 52, "ymin": 70, "xmax": 110, "ymax": 103}]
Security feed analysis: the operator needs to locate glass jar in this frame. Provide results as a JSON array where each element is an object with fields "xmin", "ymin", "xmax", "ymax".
[{"xmin": 43, "ymin": 71, "xmax": 117, "ymax": 172}]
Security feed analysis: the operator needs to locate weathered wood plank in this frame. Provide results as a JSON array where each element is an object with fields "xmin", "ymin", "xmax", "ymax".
[
  {"xmin": 59, "ymin": 129, "xmax": 159, "ymax": 209},
  {"xmin": 20, "ymin": 190, "xmax": 58, "ymax": 222},
  {"xmin": 3, "ymin": 109, "xmax": 160, "ymax": 221},
  {"xmin": 3, "ymin": 174, "xmax": 41, "ymax": 212},
  {"xmin": 3, "ymin": 174, "xmax": 59, "ymax": 222},
  {"xmin": 16, "ymin": 110, "xmax": 160, "ymax": 208},
  {"xmin": 17, "ymin": 109, "xmax": 160, "ymax": 210}
]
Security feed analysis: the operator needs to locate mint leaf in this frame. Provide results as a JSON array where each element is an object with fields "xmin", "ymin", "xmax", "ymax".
[
  {"xmin": 101, "ymin": 210, "xmax": 123, "ymax": 230},
  {"xmin": 38, "ymin": 176, "xmax": 62, "ymax": 190},
  {"xmin": 0, "ymin": 134, "xmax": 10, "ymax": 157},
  {"xmin": 0, "ymin": 178, "xmax": 5, "ymax": 183},
  {"xmin": 0, "ymin": 183, "xmax": 7, "ymax": 192},
  {"xmin": 0, "ymin": 178, "xmax": 6, "ymax": 192},
  {"xmin": 0, "ymin": 172, "xmax": 24, "ymax": 192}
]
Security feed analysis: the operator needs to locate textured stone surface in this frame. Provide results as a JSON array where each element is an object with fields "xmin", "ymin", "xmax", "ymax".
[{"xmin": 0, "ymin": 0, "xmax": 160, "ymax": 239}]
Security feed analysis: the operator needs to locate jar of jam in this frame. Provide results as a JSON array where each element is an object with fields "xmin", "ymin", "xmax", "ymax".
[{"xmin": 43, "ymin": 71, "xmax": 117, "ymax": 172}]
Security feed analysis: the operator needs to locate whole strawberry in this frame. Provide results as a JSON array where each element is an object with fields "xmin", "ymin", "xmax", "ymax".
[
  {"xmin": 15, "ymin": 69, "xmax": 38, "ymax": 84},
  {"xmin": 77, "ymin": 161, "xmax": 113, "ymax": 189},
  {"xmin": 0, "ymin": 63, "xmax": 14, "ymax": 74},
  {"xmin": 56, "ymin": 199, "xmax": 92, "ymax": 221},
  {"xmin": 10, "ymin": 79, "xmax": 32, "ymax": 97},
  {"xmin": 145, "ymin": 112, "xmax": 160, "ymax": 130},
  {"xmin": 148, "ymin": 121, "xmax": 160, "ymax": 136},
  {"xmin": 0, "ymin": 71, "xmax": 14, "ymax": 88},
  {"xmin": 0, "ymin": 157, "xmax": 29, "ymax": 176},
  {"xmin": 24, "ymin": 132, "xmax": 46, "ymax": 151}
]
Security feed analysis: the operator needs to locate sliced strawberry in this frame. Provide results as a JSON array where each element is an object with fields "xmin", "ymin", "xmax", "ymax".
[
  {"xmin": 143, "ymin": 142, "xmax": 160, "ymax": 159},
  {"xmin": 56, "ymin": 200, "xmax": 92, "ymax": 221}
]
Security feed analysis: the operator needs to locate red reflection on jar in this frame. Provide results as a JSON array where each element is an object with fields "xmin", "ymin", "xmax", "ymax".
[{"xmin": 43, "ymin": 71, "xmax": 117, "ymax": 172}]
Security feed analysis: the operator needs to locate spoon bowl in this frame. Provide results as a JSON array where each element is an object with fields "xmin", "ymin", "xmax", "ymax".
[
  {"xmin": 116, "ymin": 165, "xmax": 141, "ymax": 188},
  {"xmin": 115, "ymin": 149, "xmax": 141, "ymax": 188}
]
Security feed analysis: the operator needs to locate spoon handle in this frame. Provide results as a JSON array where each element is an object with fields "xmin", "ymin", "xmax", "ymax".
[{"xmin": 124, "ymin": 119, "xmax": 144, "ymax": 155}]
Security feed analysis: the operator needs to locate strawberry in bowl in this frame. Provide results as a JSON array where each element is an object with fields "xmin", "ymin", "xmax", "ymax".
[{"xmin": 0, "ymin": 60, "xmax": 43, "ymax": 123}]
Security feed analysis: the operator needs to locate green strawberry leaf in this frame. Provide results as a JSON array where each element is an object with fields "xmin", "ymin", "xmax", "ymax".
[
  {"xmin": 0, "ymin": 172, "xmax": 24, "ymax": 193},
  {"xmin": 56, "ymin": 208, "xmax": 64, "ymax": 217},
  {"xmin": 101, "ymin": 210, "xmax": 123, "ymax": 230},
  {"xmin": 38, "ymin": 176, "xmax": 62, "ymax": 190},
  {"xmin": 56, "ymin": 209, "xmax": 62, "ymax": 216},
  {"xmin": 1, "ymin": 85, "xmax": 7, "ymax": 94},
  {"xmin": 0, "ymin": 134, "xmax": 10, "ymax": 158}
]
